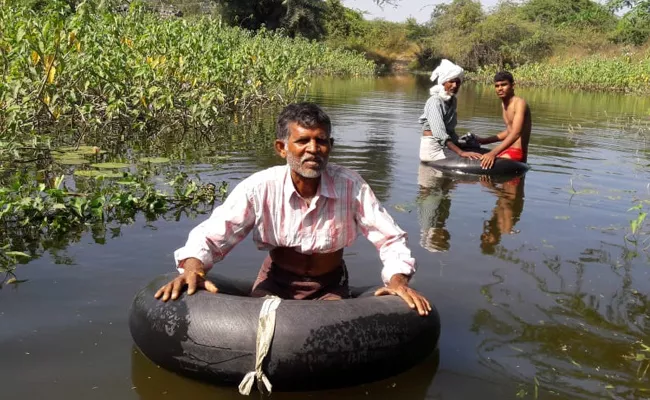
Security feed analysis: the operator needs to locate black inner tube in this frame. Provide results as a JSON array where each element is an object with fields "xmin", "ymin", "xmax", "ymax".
[{"xmin": 129, "ymin": 273, "xmax": 441, "ymax": 391}]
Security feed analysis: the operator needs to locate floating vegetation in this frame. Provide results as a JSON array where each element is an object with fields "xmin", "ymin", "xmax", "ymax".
[
  {"xmin": 568, "ymin": 178, "xmax": 599, "ymax": 195},
  {"xmin": 73, "ymin": 170, "xmax": 124, "ymax": 178},
  {"xmin": 56, "ymin": 146, "xmax": 103, "ymax": 155},
  {"xmin": 56, "ymin": 158, "xmax": 91, "ymax": 165},
  {"xmin": 90, "ymin": 163, "xmax": 131, "ymax": 169},
  {"xmin": 139, "ymin": 157, "xmax": 170, "ymax": 164},
  {"xmin": 0, "ymin": 170, "xmax": 228, "ymax": 282}
]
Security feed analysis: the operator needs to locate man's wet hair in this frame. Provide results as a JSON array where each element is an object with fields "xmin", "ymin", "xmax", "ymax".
[
  {"xmin": 494, "ymin": 71, "xmax": 514, "ymax": 84},
  {"xmin": 276, "ymin": 102, "xmax": 332, "ymax": 141}
]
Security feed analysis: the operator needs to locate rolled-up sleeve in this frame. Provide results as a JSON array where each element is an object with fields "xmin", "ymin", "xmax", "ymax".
[
  {"xmin": 354, "ymin": 182, "xmax": 417, "ymax": 285},
  {"xmin": 174, "ymin": 180, "xmax": 256, "ymax": 273}
]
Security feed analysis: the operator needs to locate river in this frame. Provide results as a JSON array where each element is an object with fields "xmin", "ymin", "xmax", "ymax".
[{"xmin": 1, "ymin": 75, "xmax": 649, "ymax": 399}]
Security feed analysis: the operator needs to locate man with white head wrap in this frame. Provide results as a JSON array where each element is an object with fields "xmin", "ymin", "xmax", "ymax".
[{"xmin": 418, "ymin": 59, "xmax": 482, "ymax": 162}]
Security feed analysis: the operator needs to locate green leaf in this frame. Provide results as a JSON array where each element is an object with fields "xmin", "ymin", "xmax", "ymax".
[
  {"xmin": 16, "ymin": 27, "xmax": 25, "ymax": 42},
  {"xmin": 56, "ymin": 146, "xmax": 104, "ymax": 155},
  {"xmin": 56, "ymin": 158, "xmax": 90, "ymax": 165},
  {"xmin": 5, "ymin": 251, "xmax": 30, "ymax": 259},
  {"xmin": 90, "ymin": 163, "xmax": 130, "ymax": 169},
  {"xmin": 139, "ymin": 157, "xmax": 170, "ymax": 164},
  {"xmin": 74, "ymin": 170, "xmax": 123, "ymax": 178}
]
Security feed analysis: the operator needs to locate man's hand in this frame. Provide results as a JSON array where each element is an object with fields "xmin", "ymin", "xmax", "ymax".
[
  {"xmin": 154, "ymin": 258, "xmax": 218, "ymax": 302},
  {"xmin": 374, "ymin": 274, "xmax": 432, "ymax": 316},
  {"xmin": 460, "ymin": 151, "xmax": 482, "ymax": 160},
  {"xmin": 480, "ymin": 152, "xmax": 497, "ymax": 169}
]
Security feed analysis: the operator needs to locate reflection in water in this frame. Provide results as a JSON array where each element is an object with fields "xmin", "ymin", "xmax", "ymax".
[
  {"xmin": 473, "ymin": 240, "xmax": 650, "ymax": 399},
  {"xmin": 131, "ymin": 346, "xmax": 440, "ymax": 400},
  {"xmin": 416, "ymin": 165, "xmax": 454, "ymax": 253},
  {"xmin": 479, "ymin": 175, "xmax": 526, "ymax": 255},
  {"xmin": 416, "ymin": 164, "xmax": 527, "ymax": 255}
]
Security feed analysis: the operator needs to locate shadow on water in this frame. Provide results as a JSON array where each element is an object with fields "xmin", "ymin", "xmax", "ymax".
[{"xmin": 130, "ymin": 346, "xmax": 441, "ymax": 399}]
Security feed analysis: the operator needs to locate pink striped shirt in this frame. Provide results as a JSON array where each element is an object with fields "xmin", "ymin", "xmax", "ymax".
[{"xmin": 174, "ymin": 163, "xmax": 416, "ymax": 285}]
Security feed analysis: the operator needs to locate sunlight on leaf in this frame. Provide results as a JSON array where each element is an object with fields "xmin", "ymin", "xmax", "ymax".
[{"xmin": 90, "ymin": 163, "xmax": 130, "ymax": 169}]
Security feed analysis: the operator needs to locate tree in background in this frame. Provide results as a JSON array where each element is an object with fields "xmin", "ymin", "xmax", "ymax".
[
  {"xmin": 520, "ymin": 0, "xmax": 615, "ymax": 28},
  {"xmin": 216, "ymin": 0, "xmax": 396, "ymax": 40},
  {"xmin": 608, "ymin": 0, "xmax": 650, "ymax": 45}
]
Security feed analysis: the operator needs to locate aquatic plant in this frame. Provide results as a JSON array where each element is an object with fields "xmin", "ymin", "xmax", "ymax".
[
  {"xmin": 0, "ymin": 0, "xmax": 374, "ymax": 146},
  {"xmin": 470, "ymin": 54, "xmax": 650, "ymax": 93},
  {"xmin": 0, "ymin": 164, "xmax": 228, "ymax": 285}
]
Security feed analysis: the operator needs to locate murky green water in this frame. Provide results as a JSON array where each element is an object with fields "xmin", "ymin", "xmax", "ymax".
[{"xmin": 1, "ymin": 75, "xmax": 649, "ymax": 399}]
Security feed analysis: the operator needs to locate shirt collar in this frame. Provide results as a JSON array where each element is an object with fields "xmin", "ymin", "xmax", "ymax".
[{"xmin": 283, "ymin": 164, "xmax": 339, "ymax": 200}]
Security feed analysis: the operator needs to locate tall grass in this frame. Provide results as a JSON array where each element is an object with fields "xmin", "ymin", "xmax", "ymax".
[
  {"xmin": 0, "ymin": 0, "xmax": 374, "ymax": 146},
  {"xmin": 470, "ymin": 53, "xmax": 650, "ymax": 92}
]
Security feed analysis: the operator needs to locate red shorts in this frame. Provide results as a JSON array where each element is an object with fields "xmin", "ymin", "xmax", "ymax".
[
  {"xmin": 251, "ymin": 256, "xmax": 350, "ymax": 300},
  {"xmin": 498, "ymin": 147, "xmax": 525, "ymax": 162}
]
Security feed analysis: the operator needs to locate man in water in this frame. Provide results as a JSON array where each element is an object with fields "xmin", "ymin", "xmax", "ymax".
[
  {"xmin": 155, "ymin": 102, "xmax": 431, "ymax": 316},
  {"xmin": 471, "ymin": 71, "xmax": 532, "ymax": 169},
  {"xmin": 419, "ymin": 59, "xmax": 482, "ymax": 162}
]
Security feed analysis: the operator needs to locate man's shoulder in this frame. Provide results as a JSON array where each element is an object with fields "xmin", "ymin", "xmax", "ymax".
[
  {"xmin": 504, "ymin": 96, "xmax": 528, "ymax": 112},
  {"xmin": 239, "ymin": 165, "xmax": 286, "ymax": 188},
  {"xmin": 425, "ymin": 95, "xmax": 445, "ymax": 107},
  {"xmin": 513, "ymin": 95, "xmax": 529, "ymax": 109},
  {"xmin": 326, "ymin": 163, "xmax": 367, "ymax": 185}
]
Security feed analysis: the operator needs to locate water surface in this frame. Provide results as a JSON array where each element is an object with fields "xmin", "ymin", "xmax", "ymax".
[{"xmin": 1, "ymin": 76, "xmax": 649, "ymax": 399}]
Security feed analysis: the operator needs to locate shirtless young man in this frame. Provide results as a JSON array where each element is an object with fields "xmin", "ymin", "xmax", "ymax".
[{"xmin": 473, "ymin": 71, "xmax": 532, "ymax": 170}]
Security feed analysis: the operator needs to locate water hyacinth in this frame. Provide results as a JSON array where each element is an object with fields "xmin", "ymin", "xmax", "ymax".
[
  {"xmin": 469, "ymin": 54, "xmax": 650, "ymax": 92},
  {"xmin": 0, "ymin": 0, "xmax": 375, "ymax": 144}
]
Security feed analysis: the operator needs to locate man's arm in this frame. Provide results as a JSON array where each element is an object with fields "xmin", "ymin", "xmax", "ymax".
[
  {"xmin": 447, "ymin": 140, "xmax": 482, "ymax": 159},
  {"xmin": 477, "ymin": 129, "xmax": 508, "ymax": 145},
  {"xmin": 354, "ymin": 182, "xmax": 431, "ymax": 316},
  {"xmin": 423, "ymin": 97, "xmax": 454, "ymax": 147},
  {"xmin": 481, "ymin": 100, "xmax": 527, "ymax": 169},
  {"xmin": 423, "ymin": 98, "xmax": 480, "ymax": 159},
  {"xmin": 174, "ymin": 181, "xmax": 256, "ymax": 271},
  {"xmin": 155, "ymin": 181, "xmax": 256, "ymax": 301}
]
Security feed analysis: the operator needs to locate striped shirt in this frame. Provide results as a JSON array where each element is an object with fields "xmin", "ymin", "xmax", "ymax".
[
  {"xmin": 174, "ymin": 163, "xmax": 416, "ymax": 285},
  {"xmin": 418, "ymin": 95, "xmax": 459, "ymax": 146}
]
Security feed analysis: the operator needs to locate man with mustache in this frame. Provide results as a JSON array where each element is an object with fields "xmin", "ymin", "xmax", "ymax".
[
  {"xmin": 419, "ymin": 59, "xmax": 482, "ymax": 162},
  {"xmin": 155, "ymin": 102, "xmax": 431, "ymax": 316}
]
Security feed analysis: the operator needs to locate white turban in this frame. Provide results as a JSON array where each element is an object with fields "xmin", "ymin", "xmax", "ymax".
[
  {"xmin": 429, "ymin": 59, "xmax": 464, "ymax": 99},
  {"xmin": 430, "ymin": 59, "xmax": 464, "ymax": 85}
]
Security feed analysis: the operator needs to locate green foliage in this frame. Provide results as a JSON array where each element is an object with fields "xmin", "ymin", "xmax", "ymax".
[
  {"xmin": 0, "ymin": 0, "xmax": 373, "ymax": 148},
  {"xmin": 217, "ymin": 0, "xmax": 327, "ymax": 39},
  {"xmin": 520, "ymin": 0, "xmax": 615, "ymax": 29},
  {"xmin": 323, "ymin": 1, "xmax": 425, "ymax": 70},
  {"xmin": 626, "ymin": 200, "xmax": 649, "ymax": 246},
  {"xmin": 410, "ymin": 0, "xmax": 649, "ymax": 72},
  {"xmin": 0, "ymin": 166, "xmax": 228, "ymax": 281},
  {"xmin": 0, "ymin": 0, "xmax": 373, "ymax": 282},
  {"xmin": 430, "ymin": 0, "xmax": 484, "ymax": 34},
  {"xmin": 470, "ymin": 52, "xmax": 650, "ymax": 92},
  {"xmin": 426, "ymin": 0, "xmax": 554, "ymax": 70},
  {"xmin": 610, "ymin": 6, "xmax": 650, "ymax": 45},
  {"xmin": 323, "ymin": 0, "xmax": 366, "ymax": 38}
]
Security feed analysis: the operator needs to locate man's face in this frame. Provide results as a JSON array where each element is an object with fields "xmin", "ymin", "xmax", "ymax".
[
  {"xmin": 494, "ymin": 80, "xmax": 514, "ymax": 99},
  {"xmin": 443, "ymin": 78, "xmax": 461, "ymax": 96},
  {"xmin": 276, "ymin": 122, "xmax": 332, "ymax": 179}
]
